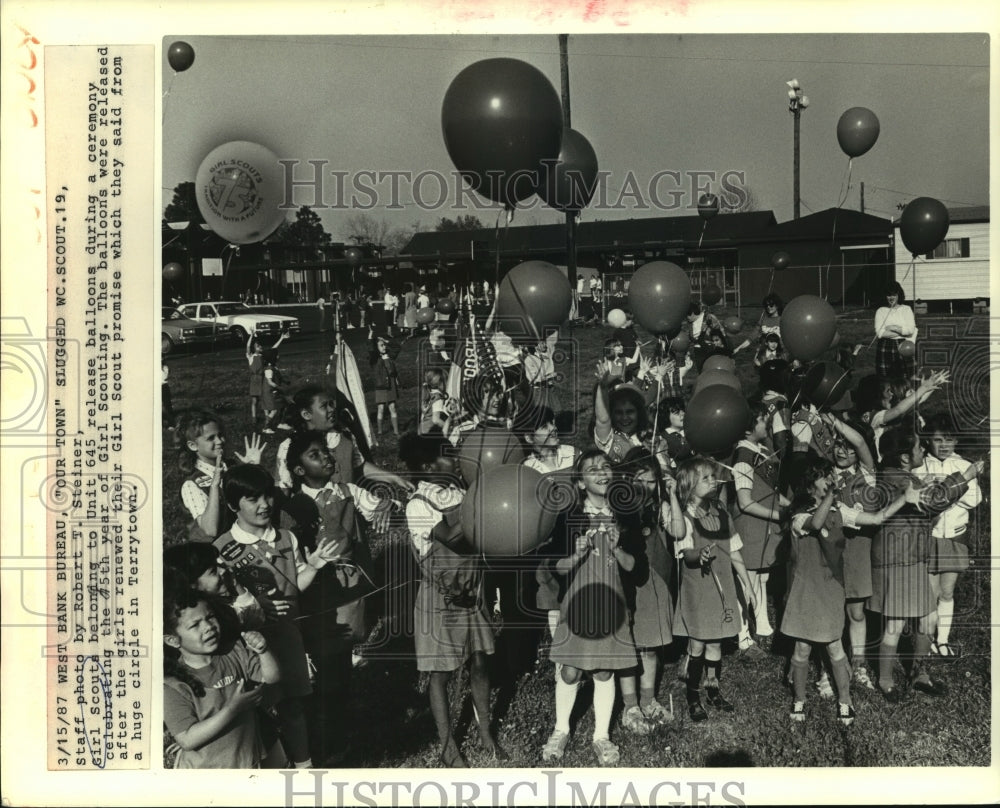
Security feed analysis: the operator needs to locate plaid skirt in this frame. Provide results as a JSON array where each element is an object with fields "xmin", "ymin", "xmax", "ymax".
[{"xmin": 875, "ymin": 338, "xmax": 915, "ymax": 380}]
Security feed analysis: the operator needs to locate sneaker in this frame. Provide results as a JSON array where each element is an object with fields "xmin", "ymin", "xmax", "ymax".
[
  {"xmin": 852, "ymin": 664, "xmax": 876, "ymax": 691},
  {"xmin": 592, "ymin": 737, "xmax": 620, "ymax": 766},
  {"xmin": 641, "ymin": 698, "xmax": 674, "ymax": 725},
  {"xmin": 815, "ymin": 671, "xmax": 835, "ymax": 699},
  {"xmin": 837, "ymin": 702, "xmax": 856, "ymax": 726},
  {"xmin": 688, "ymin": 698, "xmax": 708, "ymax": 722},
  {"xmin": 911, "ymin": 676, "xmax": 946, "ymax": 696},
  {"xmin": 541, "ymin": 730, "xmax": 569, "ymax": 762},
  {"xmin": 933, "ymin": 642, "xmax": 959, "ymax": 658},
  {"xmin": 790, "ymin": 701, "xmax": 806, "ymax": 722},
  {"xmin": 621, "ymin": 705, "xmax": 653, "ymax": 735}
]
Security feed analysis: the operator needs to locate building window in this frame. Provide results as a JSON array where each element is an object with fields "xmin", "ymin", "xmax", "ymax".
[{"xmin": 926, "ymin": 238, "xmax": 970, "ymax": 259}]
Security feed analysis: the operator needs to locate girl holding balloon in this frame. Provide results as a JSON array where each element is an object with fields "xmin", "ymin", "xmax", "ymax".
[
  {"xmin": 873, "ymin": 282, "xmax": 917, "ymax": 380},
  {"xmin": 541, "ymin": 450, "xmax": 639, "ymax": 766}
]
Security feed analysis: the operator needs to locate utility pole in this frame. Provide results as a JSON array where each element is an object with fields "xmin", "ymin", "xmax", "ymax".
[
  {"xmin": 860, "ymin": 181, "xmax": 865, "ymax": 214},
  {"xmin": 786, "ymin": 80, "xmax": 809, "ymax": 220},
  {"xmin": 559, "ymin": 34, "xmax": 577, "ymax": 282}
]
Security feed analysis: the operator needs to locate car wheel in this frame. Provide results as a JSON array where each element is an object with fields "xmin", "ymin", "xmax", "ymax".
[
  {"xmin": 161, "ymin": 333, "xmax": 173, "ymax": 356},
  {"xmin": 231, "ymin": 325, "xmax": 248, "ymax": 342}
]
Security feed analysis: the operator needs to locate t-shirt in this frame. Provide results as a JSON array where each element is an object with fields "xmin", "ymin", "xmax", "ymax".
[{"xmin": 163, "ymin": 642, "xmax": 264, "ymax": 769}]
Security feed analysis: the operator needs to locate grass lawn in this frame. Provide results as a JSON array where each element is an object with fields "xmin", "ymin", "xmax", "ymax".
[{"xmin": 161, "ymin": 305, "xmax": 991, "ymax": 768}]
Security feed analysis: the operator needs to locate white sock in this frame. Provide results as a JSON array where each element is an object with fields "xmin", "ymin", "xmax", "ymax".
[
  {"xmin": 294, "ymin": 758, "xmax": 313, "ymax": 769},
  {"xmin": 591, "ymin": 676, "xmax": 616, "ymax": 742},
  {"xmin": 754, "ymin": 572, "xmax": 773, "ymax": 634},
  {"xmin": 937, "ymin": 598, "xmax": 955, "ymax": 645},
  {"xmin": 737, "ymin": 603, "xmax": 752, "ymax": 646},
  {"xmin": 554, "ymin": 677, "xmax": 579, "ymax": 735}
]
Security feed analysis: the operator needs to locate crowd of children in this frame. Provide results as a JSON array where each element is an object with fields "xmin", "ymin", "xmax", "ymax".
[{"xmin": 163, "ymin": 288, "xmax": 985, "ymax": 769}]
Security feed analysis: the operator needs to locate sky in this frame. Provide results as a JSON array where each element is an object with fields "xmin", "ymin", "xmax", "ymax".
[{"xmin": 162, "ymin": 32, "xmax": 990, "ymax": 245}]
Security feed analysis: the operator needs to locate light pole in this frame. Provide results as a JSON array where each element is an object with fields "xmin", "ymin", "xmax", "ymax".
[{"xmin": 786, "ymin": 79, "xmax": 810, "ymax": 220}]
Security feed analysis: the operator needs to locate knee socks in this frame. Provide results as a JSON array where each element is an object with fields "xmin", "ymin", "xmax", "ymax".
[
  {"xmin": 790, "ymin": 658, "xmax": 809, "ymax": 703},
  {"xmin": 592, "ymin": 676, "xmax": 616, "ymax": 742},
  {"xmin": 830, "ymin": 656, "xmax": 852, "ymax": 706},
  {"xmin": 554, "ymin": 678, "xmax": 579, "ymax": 735},
  {"xmin": 686, "ymin": 655, "xmax": 705, "ymax": 703}
]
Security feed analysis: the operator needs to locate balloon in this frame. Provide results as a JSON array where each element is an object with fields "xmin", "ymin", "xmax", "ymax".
[
  {"xmin": 167, "ymin": 41, "xmax": 195, "ymax": 73},
  {"xmin": 416, "ymin": 307, "xmax": 436, "ymax": 325},
  {"xmin": 606, "ymin": 308, "xmax": 627, "ymax": 328},
  {"xmin": 780, "ymin": 295, "xmax": 837, "ymax": 362},
  {"xmin": 693, "ymin": 368, "xmax": 741, "ymax": 397},
  {"xmin": 537, "ymin": 128, "xmax": 599, "ymax": 214},
  {"xmin": 668, "ymin": 330, "xmax": 691, "ymax": 354},
  {"xmin": 702, "ymin": 355, "xmax": 737, "ymax": 374},
  {"xmin": 771, "ymin": 251, "xmax": 791, "ymax": 271},
  {"xmin": 684, "ymin": 385, "xmax": 751, "ymax": 456},
  {"xmin": 460, "ymin": 464, "xmax": 557, "ymax": 556},
  {"xmin": 723, "ymin": 316, "xmax": 743, "ymax": 335},
  {"xmin": 836, "ymin": 107, "xmax": 880, "ymax": 158},
  {"xmin": 627, "ymin": 262, "xmax": 691, "ymax": 336},
  {"xmin": 802, "ymin": 361, "xmax": 852, "ymax": 410},
  {"xmin": 442, "ymin": 58, "xmax": 563, "ymax": 208},
  {"xmin": 163, "ymin": 262, "xmax": 184, "ymax": 282},
  {"xmin": 701, "ymin": 283, "xmax": 723, "ymax": 306},
  {"xmin": 698, "ymin": 193, "xmax": 720, "ymax": 221},
  {"xmin": 457, "ymin": 426, "xmax": 525, "ymax": 485},
  {"xmin": 899, "ymin": 197, "xmax": 950, "ymax": 256},
  {"xmin": 494, "ymin": 260, "xmax": 572, "ymax": 338},
  {"xmin": 898, "ymin": 340, "xmax": 916, "ymax": 359},
  {"xmin": 344, "ymin": 247, "xmax": 364, "ymax": 265},
  {"xmin": 195, "ymin": 141, "xmax": 286, "ymax": 245},
  {"xmin": 435, "ymin": 297, "xmax": 456, "ymax": 315}
]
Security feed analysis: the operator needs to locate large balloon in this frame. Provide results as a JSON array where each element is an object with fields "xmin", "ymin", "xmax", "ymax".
[
  {"xmin": 802, "ymin": 361, "xmax": 852, "ymax": 410},
  {"xmin": 494, "ymin": 260, "xmax": 572, "ymax": 338},
  {"xmin": 457, "ymin": 426, "xmax": 525, "ymax": 485},
  {"xmin": 780, "ymin": 295, "xmax": 837, "ymax": 362},
  {"xmin": 167, "ymin": 41, "xmax": 195, "ymax": 73},
  {"xmin": 460, "ymin": 464, "xmax": 557, "ymax": 556},
  {"xmin": 627, "ymin": 262, "xmax": 691, "ymax": 336},
  {"xmin": 702, "ymin": 354, "xmax": 737, "ymax": 374},
  {"xmin": 771, "ymin": 251, "xmax": 791, "ymax": 271},
  {"xmin": 684, "ymin": 385, "xmax": 751, "ymax": 455},
  {"xmin": 836, "ymin": 107, "xmax": 880, "ymax": 158},
  {"xmin": 195, "ymin": 141, "xmax": 286, "ymax": 245},
  {"xmin": 723, "ymin": 316, "xmax": 743, "ymax": 335},
  {"xmin": 899, "ymin": 197, "xmax": 950, "ymax": 256},
  {"xmin": 163, "ymin": 262, "xmax": 184, "ymax": 282},
  {"xmin": 537, "ymin": 128, "xmax": 599, "ymax": 214},
  {"xmin": 435, "ymin": 297, "xmax": 456, "ymax": 315},
  {"xmin": 668, "ymin": 330, "xmax": 691, "ymax": 354},
  {"xmin": 693, "ymin": 368, "xmax": 741, "ymax": 397},
  {"xmin": 606, "ymin": 308, "xmax": 627, "ymax": 328},
  {"xmin": 416, "ymin": 307, "xmax": 436, "ymax": 325},
  {"xmin": 344, "ymin": 247, "xmax": 364, "ymax": 265},
  {"xmin": 698, "ymin": 193, "xmax": 720, "ymax": 221},
  {"xmin": 701, "ymin": 283, "xmax": 723, "ymax": 306},
  {"xmin": 442, "ymin": 58, "xmax": 563, "ymax": 209},
  {"xmin": 898, "ymin": 340, "xmax": 916, "ymax": 359}
]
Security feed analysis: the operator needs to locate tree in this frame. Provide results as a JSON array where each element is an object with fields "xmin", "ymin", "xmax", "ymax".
[
  {"xmin": 344, "ymin": 213, "xmax": 392, "ymax": 251},
  {"xmin": 280, "ymin": 206, "xmax": 332, "ymax": 247},
  {"xmin": 434, "ymin": 214, "xmax": 485, "ymax": 231},
  {"xmin": 163, "ymin": 181, "xmax": 204, "ymax": 224}
]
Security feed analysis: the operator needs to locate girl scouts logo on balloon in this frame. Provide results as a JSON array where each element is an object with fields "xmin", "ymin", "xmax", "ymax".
[
  {"xmin": 205, "ymin": 159, "xmax": 265, "ymax": 221},
  {"xmin": 195, "ymin": 140, "xmax": 287, "ymax": 244}
]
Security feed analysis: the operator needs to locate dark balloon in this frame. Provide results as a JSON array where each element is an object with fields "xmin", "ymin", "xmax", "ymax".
[
  {"xmin": 899, "ymin": 197, "xmax": 950, "ymax": 256},
  {"xmin": 495, "ymin": 260, "xmax": 572, "ymax": 339},
  {"xmin": 802, "ymin": 361, "xmax": 852, "ymax": 410},
  {"xmin": 701, "ymin": 354, "xmax": 737, "ymax": 374},
  {"xmin": 460, "ymin": 463, "xmax": 557, "ymax": 556},
  {"xmin": 668, "ymin": 330, "xmax": 691, "ymax": 354},
  {"xmin": 692, "ymin": 368, "xmax": 741, "ymax": 397},
  {"xmin": 771, "ymin": 251, "xmax": 791, "ymax": 271},
  {"xmin": 416, "ymin": 307, "xmax": 436, "ymax": 325},
  {"xmin": 684, "ymin": 385, "xmax": 751, "ymax": 456},
  {"xmin": 780, "ymin": 295, "xmax": 838, "ymax": 362},
  {"xmin": 627, "ymin": 262, "xmax": 691, "ymax": 336},
  {"xmin": 723, "ymin": 316, "xmax": 743, "ymax": 335},
  {"xmin": 435, "ymin": 297, "xmax": 456, "ymax": 315},
  {"xmin": 698, "ymin": 193, "xmax": 720, "ymax": 221},
  {"xmin": 344, "ymin": 247, "xmax": 364, "ymax": 266},
  {"xmin": 537, "ymin": 128, "xmax": 599, "ymax": 214},
  {"xmin": 898, "ymin": 340, "xmax": 916, "ymax": 358},
  {"xmin": 701, "ymin": 283, "xmax": 723, "ymax": 306},
  {"xmin": 442, "ymin": 58, "xmax": 563, "ymax": 208},
  {"xmin": 163, "ymin": 262, "xmax": 184, "ymax": 281},
  {"xmin": 457, "ymin": 426, "xmax": 525, "ymax": 485},
  {"xmin": 167, "ymin": 41, "xmax": 195, "ymax": 73},
  {"xmin": 836, "ymin": 107, "xmax": 880, "ymax": 158}
]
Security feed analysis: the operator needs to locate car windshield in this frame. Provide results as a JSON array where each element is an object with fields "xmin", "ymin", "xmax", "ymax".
[
  {"xmin": 214, "ymin": 303, "xmax": 250, "ymax": 315},
  {"xmin": 162, "ymin": 308, "xmax": 184, "ymax": 320}
]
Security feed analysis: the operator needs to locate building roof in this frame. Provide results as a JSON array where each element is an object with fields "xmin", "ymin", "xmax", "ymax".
[
  {"xmin": 944, "ymin": 205, "xmax": 989, "ymax": 224},
  {"xmin": 741, "ymin": 207, "xmax": 892, "ymax": 243}
]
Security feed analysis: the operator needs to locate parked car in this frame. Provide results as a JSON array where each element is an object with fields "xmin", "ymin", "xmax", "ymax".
[
  {"xmin": 175, "ymin": 301, "xmax": 300, "ymax": 342},
  {"xmin": 161, "ymin": 306, "xmax": 229, "ymax": 355}
]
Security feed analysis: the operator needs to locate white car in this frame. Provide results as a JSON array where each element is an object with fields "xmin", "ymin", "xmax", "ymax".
[{"xmin": 176, "ymin": 301, "xmax": 300, "ymax": 342}]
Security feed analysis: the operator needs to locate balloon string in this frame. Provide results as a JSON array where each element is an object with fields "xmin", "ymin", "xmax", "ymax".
[
  {"xmin": 766, "ymin": 267, "xmax": 775, "ymax": 296},
  {"xmin": 823, "ymin": 157, "xmax": 852, "ymax": 301},
  {"xmin": 161, "ymin": 72, "xmax": 176, "ymax": 125},
  {"xmin": 493, "ymin": 208, "xmax": 503, "ymax": 291},
  {"xmin": 899, "ymin": 254, "xmax": 915, "ymax": 284},
  {"xmin": 698, "ymin": 220, "xmax": 706, "ymax": 250}
]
